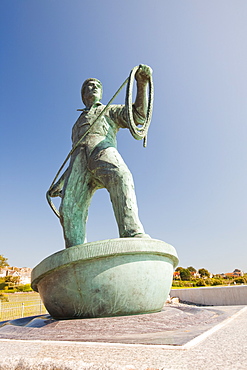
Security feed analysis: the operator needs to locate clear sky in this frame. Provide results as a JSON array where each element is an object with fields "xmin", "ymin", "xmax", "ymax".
[{"xmin": 1, "ymin": 1, "xmax": 246, "ymax": 274}]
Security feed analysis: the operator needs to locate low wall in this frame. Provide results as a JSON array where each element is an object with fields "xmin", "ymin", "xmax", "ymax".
[{"xmin": 170, "ymin": 285, "xmax": 247, "ymax": 306}]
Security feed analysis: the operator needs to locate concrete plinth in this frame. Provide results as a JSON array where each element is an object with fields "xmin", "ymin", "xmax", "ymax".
[{"xmin": 31, "ymin": 238, "xmax": 178, "ymax": 319}]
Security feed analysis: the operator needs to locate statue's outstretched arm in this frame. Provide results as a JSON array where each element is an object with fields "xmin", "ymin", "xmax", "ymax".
[{"xmin": 133, "ymin": 65, "xmax": 153, "ymax": 123}]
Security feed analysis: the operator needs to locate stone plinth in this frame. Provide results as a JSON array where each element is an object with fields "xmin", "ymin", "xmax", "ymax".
[{"xmin": 31, "ymin": 238, "xmax": 178, "ymax": 319}]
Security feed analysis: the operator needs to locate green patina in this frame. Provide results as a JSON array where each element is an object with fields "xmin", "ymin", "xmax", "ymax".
[
  {"xmin": 31, "ymin": 238, "xmax": 178, "ymax": 319},
  {"xmin": 32, "ymin": 66, "xmax": 179, "ymax": 319}
]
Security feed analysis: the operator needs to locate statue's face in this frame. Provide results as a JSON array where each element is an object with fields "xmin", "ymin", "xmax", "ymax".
[{"xmin": 83, "ymin": 80, "xmax": 102, "ymax": 105}]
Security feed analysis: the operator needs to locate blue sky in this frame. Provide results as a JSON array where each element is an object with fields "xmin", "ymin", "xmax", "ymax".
[{"xmin": 1, "ymin": 1, "xmax": 246, "ymax": 274}]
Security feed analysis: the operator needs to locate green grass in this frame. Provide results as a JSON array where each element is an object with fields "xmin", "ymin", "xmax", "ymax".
[
  {"xmin": 171, "ymin": 283, "xmax": 235, "ymax": 289},
  {"xmin": 0, "ymin": 292, "xmax": 47, "ymax": 321},
  {"xmin": 3, "ymin": 292, "xmax": 40, "ymax": 302}
]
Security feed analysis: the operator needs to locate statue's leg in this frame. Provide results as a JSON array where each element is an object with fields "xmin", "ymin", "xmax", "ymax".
[
  {"xmin": 88, "ymin": 147, "xmax": 145, "ymax": 238},
  {"xmin": 59, "ymin": 154, "xmax": 97, "ymax": 248}
]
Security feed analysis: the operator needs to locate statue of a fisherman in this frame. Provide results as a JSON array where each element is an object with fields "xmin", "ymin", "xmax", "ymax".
[{"xmin": 48, "ymin": 65, "xmax": 152, "ymax": 248}]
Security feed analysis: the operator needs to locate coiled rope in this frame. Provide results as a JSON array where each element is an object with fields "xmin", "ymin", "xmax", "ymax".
[{"xmin": 126, "ymin": 65, "xmax": 154, "ymax": 147}]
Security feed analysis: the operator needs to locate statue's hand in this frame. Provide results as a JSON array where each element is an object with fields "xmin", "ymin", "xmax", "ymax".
[
  {"xmin": 135, "ymin": 64, "xmax": 153, "ymax": 83},
  {"xmin": 48, "ymin": 183, "xmax": 63, "ymax": 198}
]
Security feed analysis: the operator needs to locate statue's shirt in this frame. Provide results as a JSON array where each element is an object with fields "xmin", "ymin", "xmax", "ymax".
[
  {"xmin": 72, "ymin": 102, "xmax": 145, "ymax": 158},
  {"xmin": 72, "ymin": 103, "xmax": 129, "ymax": 157}
]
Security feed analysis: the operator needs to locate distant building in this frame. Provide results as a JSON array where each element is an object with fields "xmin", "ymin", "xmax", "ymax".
[
  {"xmin": 173, "ymin": 271, "xmax": 180, "ymax": 279},
  {"xmin": 18, "ymin": 267, "xmax": 32, "ymax": 284},
  {"xmin": 0, "ymin": 268, "xmax": 8, "ymax": 277},
  {"xmin": 0, "ymin": 267, "xmax": 32, "ymax": 284},
  {"xmin": 190, "ymin": 271, "xmax": 201, "ymax": 278},
  {"xmin": 221, "ymin": 269, "xmax": 244, "ymax": 278},
  {"xmin": 233, "ymin": 269, "xmax": 244, "ymax": 276}
]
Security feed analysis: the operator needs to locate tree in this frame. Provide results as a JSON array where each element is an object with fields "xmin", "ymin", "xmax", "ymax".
[
  {"xmin": 175, "ymin": 267, "xmax": 184, "ymax": 272},
  {"xmin": 187, "ymin": 266, "xmax": 197, "ymax": 273},
  {"xmin": 179, "ymin": 268, "xmax": 191, "ymax": 281},
  {"xmin": 5, "ymin": 275, "xmax": 20, "ymax": 285},
  {"xmin": 211, "ymin": 278, "xmax": 223, "ymax": 286},
  {"xmin": 198, "ymin": 268, "xmax": 210, "ymax": 278},
  {"xmin": 195, "ymin": 278, "xmax": 207, "ymax": 286},
  {"xmin": 0, "ymin": 255, "xmax": 9, "ymax": 268},
  {"xmin": 234, "ymin": 277, "xmax": 246, "ymax": 285},
  {"xmin": 0, "ymin": 293, "xmax": 8, "ymax": 302}
]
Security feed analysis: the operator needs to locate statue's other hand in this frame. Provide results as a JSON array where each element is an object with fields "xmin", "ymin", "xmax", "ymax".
[
  {"xmin": 135, "ymin": 64, "xmax": 153, "ymax": 83},
  {"xmin": 48, "ymin": 183, "xmax": 63, "ymax": 198}
]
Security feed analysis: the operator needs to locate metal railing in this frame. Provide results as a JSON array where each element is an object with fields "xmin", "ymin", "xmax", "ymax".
[{"xmin": 0, "ymin": 299, "xmax": 47, "ymax": 321}]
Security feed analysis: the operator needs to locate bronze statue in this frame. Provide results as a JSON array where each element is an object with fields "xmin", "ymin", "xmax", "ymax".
[
  {"xmin": 32, "ymin": 65, "xmax": 179, "ymax": 320},
  {"xmin": 48, "ymin": 65, "xmax": 153, "ymax": 248}
]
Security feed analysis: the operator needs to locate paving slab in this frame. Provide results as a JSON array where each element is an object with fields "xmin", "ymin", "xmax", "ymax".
[
  {"xmin": 0, "ymin": 303, "xmax": 242, "ymax": 346},
  {"xmin": 0, "ymin": 304, "xmax": 246, "ymax": 370},
  {"xmin": 0, "ymin": 303, "xmax": 243, "ymax": 345}
]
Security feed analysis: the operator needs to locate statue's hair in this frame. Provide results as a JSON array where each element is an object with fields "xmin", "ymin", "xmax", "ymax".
[{"xmin": 81, "ymin": 78, "xmax": 103, "ymax": 105}]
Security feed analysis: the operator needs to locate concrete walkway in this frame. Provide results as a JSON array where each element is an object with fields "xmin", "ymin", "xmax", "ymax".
[{"xmin": 0, "ymin": 306, "xmax": 246, "ymax": 369}]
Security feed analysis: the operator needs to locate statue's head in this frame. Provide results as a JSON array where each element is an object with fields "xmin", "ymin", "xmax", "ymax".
[{"xmin": 81, "ymin": 78, "xmax": 103, "ymax": 107}]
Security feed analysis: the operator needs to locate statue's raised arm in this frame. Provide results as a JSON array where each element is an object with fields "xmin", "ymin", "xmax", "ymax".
[
  {"xmin": 125, "ymin": 65, "xmax": 153, "ymax": 145},
  {"xmin": 133, "ymin": 64, "xmax": 153, "ymax": 122}
]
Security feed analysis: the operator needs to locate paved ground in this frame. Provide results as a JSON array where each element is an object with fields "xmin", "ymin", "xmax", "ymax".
[
  {"xmin": 0, "ymin": 304, "xmax": 241, "ymax": 345},
  {"xmin": 0, "ymin": 304, "xmax": 246, "ymax": 369}
]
